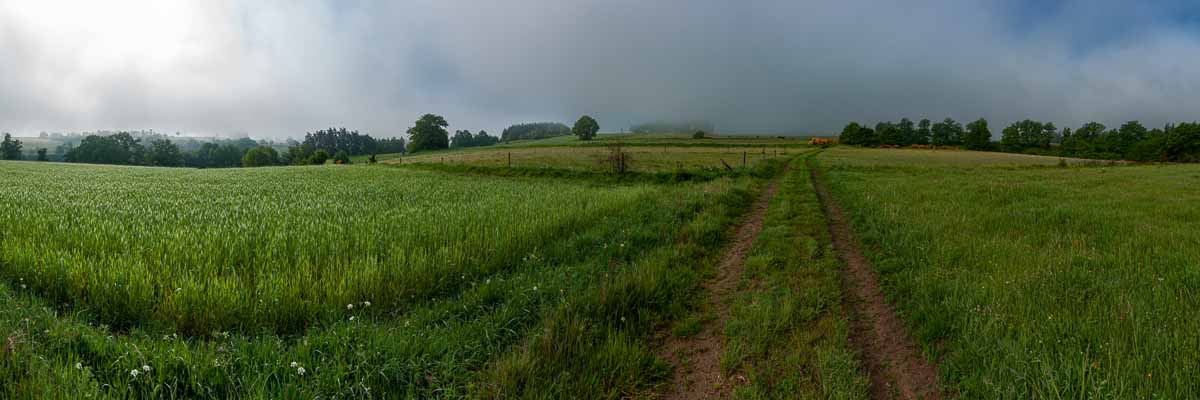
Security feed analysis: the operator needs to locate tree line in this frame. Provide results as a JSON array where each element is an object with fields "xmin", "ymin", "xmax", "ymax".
[
  {"xmin": 630, "ymin": 120, "xmax": 714, "ymax": 135},
  {"xmin": 500, "ymin": 122, "xmax": 570, "ymax": 142},
  {"xmin": 451, "ymin": 130, "xmax": 499, "ymax": 149},
  {"xmin": 407, "ymin": 114, "xmax": 598, "ymax": 153},
  {"xmin": 839, "ymin": 117, "xmax": 1200, "ymax": 162},
  {"xmin": 1, "ymin": 133, "xmax": 27, "ymax": 160},
  {"xmin": 3, "ymin": 112, "xmax": 603, "ymax": 166}
]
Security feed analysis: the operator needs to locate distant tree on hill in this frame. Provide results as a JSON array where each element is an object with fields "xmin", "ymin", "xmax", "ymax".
[
  {"xmin": 629, "ymin": 120, "xmax": 715, "ymax": 134},
  {"xmin": 693, "ymin": 130, "xmax": 706, "ymax": 139},
  {"xmin": 1000, "ymin": 120, "xmax": 1055, "ymax": 151},
  {"xmin": 930, "ymin": 118, "xmax": 963, "ymax": 146},
  {"xmin": 573, "ymin": 115, "xmax": 600, "ymax": 141},
  {"xmin": 333, "ymin": 150, "xmax": 351, "ymax": 164},
  {"xmin": 145, "ymin": 139, "xmax": 183, "ymax": 167},
  {"xmin": 839, "ymin": 122, "xmax": 878, "ymax": 146},
  {"xmin": 283, "ymin": 143, "xmax": 313, "ymax": 165},
  {"xmin": 241, "ymin": 146, "xmax": 279, "ymax": 167},
  {"xmin": 451, "ymin": 130, "xmax": 473, "ymax": 148},
  {"xmin": 475, "ymin": 130, "xmax": 499, "ymax": 146},
  {"xmin": 36, "ymin": 148, "xmax": 48, "ymax": 161},
  {"xmin": 191, "ymin": 142, "xmax": 246, "ymax": 168},
  {"xmin": 500, "ymin": 122, "xmax": 571, "ymax": 141},
  {"xmin": 375, "ymin": 137, "xmax": 407, "ymax": 154},
  {"xmin": 963, "ymin": 118, "xmax": 992, "ymax": 150},
  {"xmin": 1116, "ymin": 121, "xmax": 1148, "ymax": 157},
  {"xmin": 1126, "ymin": 124, "xmax": 1167, "ymax": 161},
  {"xmin": 65, "ymin": 132, "xmax": 142, "ymax": 165},
  {"xmin": 302, "ymin": 127, "xmax": 377, "ymax": 156},
  {"xmin": 450, "ymin": 130, "xmax": 499, "ymax": 148},
  {"xmin": 877, "ymin": 121, "xmax": 903, "ymax": 146},
  {"xmin": 1164, "ymin": 122, "xmax": 1200, "ymax": 162},
  {"xmin": 897, "ymin": 118, "xmax": 916, "ymax": 146},
  {"xmin": 915, "ymin": 119, "xmax": 932, "ymax": 145},
  {"xmin": 1, "ymin": 133, "xmax": 24, "ymax": 160},
  {"xmin": 310, "ymin": 149, "xmax": 330, "ymax": 165},
  {"xmin": 406, "ymin": 114, "xmax": 450, "ymax": 153}
]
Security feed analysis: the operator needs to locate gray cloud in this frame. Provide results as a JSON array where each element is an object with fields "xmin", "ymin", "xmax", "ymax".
[{"xmin": 1, "ymin": 0, "xmax": 1199, "ymax": 139}]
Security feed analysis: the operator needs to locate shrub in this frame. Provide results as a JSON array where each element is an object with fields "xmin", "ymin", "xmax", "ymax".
[
  {"xmin": 310, "ymin": 150, "xmax": 330, "ymax": 165},
  {"xmin": 333, "ymin": 150, "xmax": 351, "ymax": 164},
  {"xmin": 241, "ymin": 146, "xmax": 279, "ymax": 167}
]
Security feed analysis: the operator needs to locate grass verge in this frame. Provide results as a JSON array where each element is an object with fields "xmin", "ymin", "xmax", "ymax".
[{"xmin": 818, "ymin": 152, "xmax": 1200, "ymax": 398}]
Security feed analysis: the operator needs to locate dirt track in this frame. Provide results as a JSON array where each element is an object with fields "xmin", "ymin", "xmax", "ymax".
[
  {"xmin": 808, "ymin": 159, "xmax": 944, "ymax": 400},
  {"xmin": 658, "ymin": 162, "xmax": 789, "ymax": 399}
]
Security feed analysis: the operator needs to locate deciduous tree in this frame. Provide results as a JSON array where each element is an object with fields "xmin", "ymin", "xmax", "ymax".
[
  {"xmin": 573, "ymin": 115, "xmax": 600, "ymax": 141},
  {"xmin": 406, "ymin": 114, "xmax": 450, "ymax": 153},
  {"xmin": 963, "ymin": 118, "xmax": 991, "ymax": 150}
]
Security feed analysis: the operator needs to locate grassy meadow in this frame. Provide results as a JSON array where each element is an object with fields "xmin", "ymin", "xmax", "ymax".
[
  {"xmin": 0, "ymin": 150, "xmax": 784, "ymax": 398},
  {"xmin": 818, "ymin": 147, "xmax": 1200, "ymax": 398},
  {"xmin": 817, "ymin": 146, "xmax": 1098, "ymax": 168},
  {"xmin": 491, "ymin": 133, "xmax": 813, "ymax": 148},
  {"xmin": 389, "ymin": 145, "xmax": 796, "ymax": 173},
  {"xmin": 4, "ymin": 136, "xmax": 1196, "ymax": 399}
]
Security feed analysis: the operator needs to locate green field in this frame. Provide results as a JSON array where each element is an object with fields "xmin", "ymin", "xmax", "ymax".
[
  {"xmin": 1, "ymin": 162, "xmax": 665, "ymax": 335},
  {"xmin": 390, "ymin": 145, "xmax": 796, "ymax": 172},
  {"xmin": 817, "ymin": 147, "xmax": 1200, "ymax": 398},
  {"xmin": 3, "ymin": 141, "xmax": 1195, "ymax": 399},
  {"xmin": 0, "ymin": 154, "xmax": 784, "ymax": 398},
  {"xmin": 492, "ymin": 133, "xmax": 813, "ymax": 148}
]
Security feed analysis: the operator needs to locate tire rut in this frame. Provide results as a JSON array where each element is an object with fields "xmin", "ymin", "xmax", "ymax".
[
  {"xmin": 658, "ymin": 161, "xmax": 790, "ymax": 399},
  {"xmin": 807, "ymin": 159, "xmax": 943, "ymax": 400}
]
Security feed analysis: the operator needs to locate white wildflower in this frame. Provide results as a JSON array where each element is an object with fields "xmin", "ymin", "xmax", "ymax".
[
  {"xmin": 75, "ymin": 362, "xmax": 82, "ymax": 370},
  {"xmin": 130, "ymin": 369, "xmax": 139, "ymax": 377},
  {"xmin": 297, "ymin": 367, "xmax": 306, "ymax": 376},
  {"xmin": 290, "ymin": 361, "xmax": 298, "ymax": 368},
  {"xmin": 346, "ymin": 303, "xmax": 354, "ymax": 310},
  {"xmin": 349, "ymin": 316, "xmax": 356, "ymax": 321},
  {"xmin": 142, "ymin": 365, "xmax": 151, "ymax": 372},
  {"xmin": 363, "ymin": 301, "xmax": 371, "ymax": 307}
]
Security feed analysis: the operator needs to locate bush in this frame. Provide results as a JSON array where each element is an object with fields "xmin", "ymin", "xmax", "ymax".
[
  {"xmin": 333, "ymin": 150, "xmax": 351, "ymax": 164},
  {"xmin": 310, "ymin": 150, "xmax": 330, "ymax": 165},
  {"xmin": 241, "ymin": 146, "xmax": 279, "ymax": 167},
  {"xmin": 692, "ymin": 131, "xmax": 706, "ymax": 139},
  {"xmin": 604, "ymin": 144, "xmax": 632, "ymax": 174}
]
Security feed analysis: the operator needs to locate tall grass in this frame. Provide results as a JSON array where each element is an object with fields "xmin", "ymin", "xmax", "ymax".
[
  {"xmin": 0, "ymin": 159, "xmax": 771, "ymax": 398},
  {"xmin": 0, "ymin": 162, "xmax": 651, "ymax": 335},
  {"xmin": 819, "ymin": 154, "xmax": 1200, "ymax": 398}
]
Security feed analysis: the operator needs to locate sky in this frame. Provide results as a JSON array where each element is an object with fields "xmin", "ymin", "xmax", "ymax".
[{"xmin": 2, "ymin": 0, "xmax": 1200, "ymax": 139}]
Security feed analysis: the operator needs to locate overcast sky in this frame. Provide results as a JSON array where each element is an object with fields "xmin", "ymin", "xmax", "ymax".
[{"xmin": 3, "ymin": 0, "xmax": 1200, "ymax": 139}]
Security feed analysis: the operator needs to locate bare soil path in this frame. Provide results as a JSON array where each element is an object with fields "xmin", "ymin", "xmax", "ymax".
[
  {"xmin": 658, "ymin": 162, "xmax": 789, "ymax": 399},
  {"xmin": 807, "ymin": 159, "xmax": 944, "ymax": 400}
]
